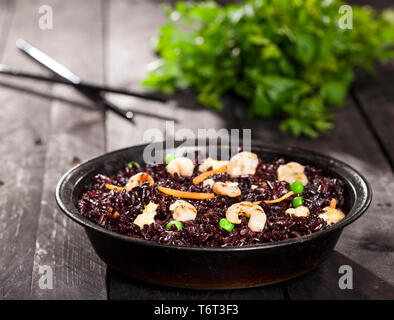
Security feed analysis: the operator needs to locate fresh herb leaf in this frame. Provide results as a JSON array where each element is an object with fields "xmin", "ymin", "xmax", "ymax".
[{"xmin": 143, "ymin": 0, "xmax": 394, "ymax": 137}]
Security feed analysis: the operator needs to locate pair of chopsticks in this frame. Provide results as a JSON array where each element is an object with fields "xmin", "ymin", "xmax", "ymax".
[{"xmin": 0, "ymin": 39, "xmax": 169, "ymax": 122}]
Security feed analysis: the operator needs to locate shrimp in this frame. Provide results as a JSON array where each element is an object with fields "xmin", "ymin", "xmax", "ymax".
[
  {"xmin": 198, "ymin": 157, "xmax": 229, "ymax": 172},
  {"xmin": 169, "ymin": 200, "xmax": 198, "ymax": 222},
  {"xmin": 166, "ymin": 157, "xmax": 195, "ymax": 177},
  {"xmin": 285, "ymin": 206, "xmax": 310, "ymax": 217},
  {"xmin": 125, "ymin": 172, "xmax": 154, "ymax": 192},
  {"xmin": 277, "ymin": 162, "xmax": 308, "ymax": 186},
  {"xmin": 212, "ymin": 181, "xmax": 241, "ymax": 198},
  {"xmin": 133, "ymin": 202, "xmax": 158, "ymax": 229},
  {"xmin": 318, "ymin": 199, "xmax": 344, "ymax": 225},
  {"xmin": 202, "ymin": 178, "xmax": 215, "ymax": 188},
  {"xmin": 227, "ymin": 151, "xmax": 258, "ymax": 177},
  {"xmin": 226, "ymin": 201, "xmax": 266, "ymax": 232}
]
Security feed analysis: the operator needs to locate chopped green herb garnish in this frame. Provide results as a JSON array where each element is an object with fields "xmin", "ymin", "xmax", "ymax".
[
  {"xmin": 219, "ymin": 218, "xmax": 235, "ymax": 232},
  {"xmin": 128, "ymin": 161, "xmax": 140, "ymax": 168},
  {"xmin": 166, "ymin": 220, "xmax": 183, "ymax": 230}
]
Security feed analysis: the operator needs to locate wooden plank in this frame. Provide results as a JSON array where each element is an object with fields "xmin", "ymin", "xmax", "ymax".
[
  {"xmin": 352, "ymin": 62, "xmax": 394, "ymax": 170},
  {"xmin": 348, "ymin": 0, "xmax": 394, "ymax": 170},
  {"xmin": 105, "ymin": 0, "xmax": 283, "ymax": 299},
  {"xmin": 28, "ymin": 0, "xmax": 107, "ymax": 299},
  {"xmin": 104, "ymin": 0, "xmax": 169, "ymax": 151},
  {"xmin": 105, "ymin": 0, "xmax": 234, "ymax": 152},
  {"xmin": 240, "ymin": 0, "xmax": 394, "ymax": 297},
  {"xmin": 237, "ymin": 98, "xmax": 394, "ymax": 296},
  {"xmin": 285, "ymin": 250, "xmax": 394, "ymax": 300},
  {"xmin": 106, "ymin": 0, "xmax": 392, "ymax": 298},
  {"xmin": 235, "ymin": 1, "xmax": 394, "ymax": 294},
  {"xmin": 0, "ymin": 0, "xmax": 57, "ymax": 300},
  {"xmin": 0, "ymin": 0, "xmax": 13, "ymax": 58},
  {"xmin": 285, "ymin": 0, "xmax": 394, "ymax": 296}
]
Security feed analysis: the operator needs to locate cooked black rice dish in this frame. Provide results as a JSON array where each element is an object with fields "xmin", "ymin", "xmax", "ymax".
[{"xmin": 77, "ymin": 151, "xmax": 346, "ymax": 247}]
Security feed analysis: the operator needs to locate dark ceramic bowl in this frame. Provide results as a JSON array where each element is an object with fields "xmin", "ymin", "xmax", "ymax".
[{"xmin": 56, "ymin": 140, "xmax": 372, "ymax": 289}]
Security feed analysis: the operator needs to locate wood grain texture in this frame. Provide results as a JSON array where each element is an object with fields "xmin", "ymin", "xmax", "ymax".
[
  {"xmin": 230, "ymin": 5, "xmax": 394, "ymax": 289},
  {"xmin": 348, "ymin": 0, "xmax": 394, "ymax": 171},
  {"xmin": 0, "ymin": 0, "xmax": 14, "ymax": 58},
  {"xmin": 285, "ymin": 251, "xmax": 394, "ymax": 300},
  {"xmin": 352, "ymin": 62, "xmax": 394, "ymax": 170},
  {"xmin": 236, "ymin": 98, "xmax": 394, "ymax": 293},
  {"xmin": 0, "ymin": 0, "xmax": 55, "ymax": 300},
  {"xmin": 282, "ymin": 0, "xmax": 394, "ymax": 296},
  {"xmin": 104, "ymin": 0, "xmax": 170, "ymax": 151},
  {"xmin": 0, "ymin": 0, "xmax": 391, "ymax": 300},
  {"xmin": 104, "ymin": 0, "xmax": 234, "ymax": 153},
  {"xmin": 28, "ymin": 0, "xmax": 107, "ymax": 299},
  {"xmin": 105, "ymin": 0, "xmax": 393, "ymax": 299},
  {"xmin": 104, "ymin": 0, "xmax": 282, "ymax": 300}
]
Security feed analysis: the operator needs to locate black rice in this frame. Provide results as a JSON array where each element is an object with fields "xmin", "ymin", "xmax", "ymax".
[{"xmin": 77, "ymin": 158, "xmax": 345, "ymax": 247}]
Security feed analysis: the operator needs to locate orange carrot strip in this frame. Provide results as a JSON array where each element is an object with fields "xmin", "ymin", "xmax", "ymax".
[
  {"xmin": 105, "ymin": 184, "xmax": 124, "ymax": 192},
  {"xmin": 109, "ymin": 207, "xmax": 119, "ymax": 217},
  {"xmin": 192, "ymin": 166, "xmax": 227, "ymax": 185},
  {"xmin": 329, "ymin": 198, "xmax": 337, "ymax": 209},
  {"xmin": 261, "ymin": 182, "xmax": 267, "ymax": 187},
  {"xmin": 157, "ymin": 186, "xmax": 215, "ymax": 199},
  {"xmin": 264, "ymin": 191, "xmax": 294, "ymax": 204}
]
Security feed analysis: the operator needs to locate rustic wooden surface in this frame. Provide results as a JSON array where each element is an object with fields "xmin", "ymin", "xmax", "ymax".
[{"xmin": 0, "ymin": 0, "xmax": 392, "ymax": 300}]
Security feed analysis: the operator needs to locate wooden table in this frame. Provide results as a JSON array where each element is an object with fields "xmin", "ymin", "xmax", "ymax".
[{"xmin": 0, "ymin": 0, "xmax": 393, "ymax": 300}]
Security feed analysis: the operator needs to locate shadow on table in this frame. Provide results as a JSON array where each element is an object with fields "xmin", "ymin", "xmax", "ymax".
[
  {"xmin": 107, "ymin": 250, "xmax": 394, "ymax": 300},
  {"xmin": 284, "ymin": 250, "xmax": 394, "ymax": 300},
  {"xmin": 0, "ymin": 80, "xmax": 97, "ymax": 110},
  {"xmin": 0, "ymin": 80, "xmax": 179, "ymax": 122},
  {"xmin": 106, "ymin": 268, "xmax": 283, "ymax": 300},
  {"xmin": 170, "ymin": 89, "xmax": 247, "ymax": 130}
]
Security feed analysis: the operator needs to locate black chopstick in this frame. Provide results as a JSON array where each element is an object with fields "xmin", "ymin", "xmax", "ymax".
[
  {"xmin": 0, "ymin": 64, "xmax": 167, "ymax": 103},
  {"xmin": 15, "ymin": 39, "xmax": 134, "ymax": 121},
  {"xmin": 15, "ymin": 39, "xmax": 177, "ymax": 123}
]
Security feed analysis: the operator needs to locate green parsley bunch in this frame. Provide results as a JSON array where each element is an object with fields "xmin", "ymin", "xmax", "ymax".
[{"xmin": 142, "ymin": 0, "xmax": 394, "ymax": 137}]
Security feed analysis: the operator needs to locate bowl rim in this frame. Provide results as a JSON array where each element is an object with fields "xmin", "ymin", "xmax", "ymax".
[{"xmin": 56, "ymin": 141, "xmax": 372, "ymax": 252}]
